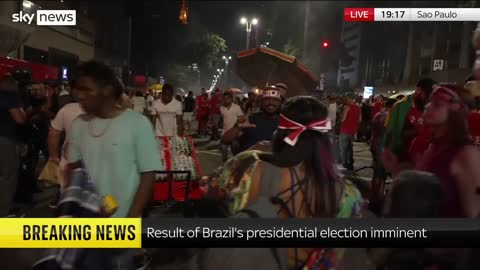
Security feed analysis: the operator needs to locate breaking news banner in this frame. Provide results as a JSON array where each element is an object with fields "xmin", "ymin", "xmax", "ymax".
[
  {"xmin": 0, "ymin": 219, "xmax": 479, "ymax": 248},
  {"xmin": 142, "ymin": 219, "xmax": 480, "ymax": 248},
  {"xmin": 0, "ymin": 218, "xmax": 141, "ymax": 248}
]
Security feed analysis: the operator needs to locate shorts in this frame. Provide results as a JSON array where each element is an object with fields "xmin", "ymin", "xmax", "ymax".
[{"xmin": 183, "ymin": 112, "xmax": 194, "ymax": 122}]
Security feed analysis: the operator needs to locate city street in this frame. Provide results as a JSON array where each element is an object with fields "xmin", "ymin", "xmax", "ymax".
[
  {"xmin": 0, "ymin": 0, "xmax": 478, "ymax": 269},
  {"xmin": 14, "ymin": 137, "xmax": 376, "ymax": 218},
  {"xmin": 0, "ymin": 138, "xmax": 376, "ymax": 270}
]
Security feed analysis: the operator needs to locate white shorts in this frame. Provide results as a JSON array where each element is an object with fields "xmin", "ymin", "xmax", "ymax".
[{"xmin": 183, "ymin": 112, "xmax": 194, "ymax": 122}]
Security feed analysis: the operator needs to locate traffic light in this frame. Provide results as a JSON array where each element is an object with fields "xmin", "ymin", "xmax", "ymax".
[{"xmin": 318, "ymin": 39, "xmax": 354, "ymax": 72}]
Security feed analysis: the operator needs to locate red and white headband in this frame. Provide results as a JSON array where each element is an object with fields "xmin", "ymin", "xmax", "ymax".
[
  {"xmin": 430, "ymin": 85, "xmax": 469, "ymax": 112},
  {"xmin": 278, "ymin": 114, "xmax": 331, "ymax": 146},
  {"xmin": 431, "ymin": 86, "xmax": 461, "ymax": 103},
  {"xmin": 262, "ymin": 89, "xmax": 281, "ymax": 99}
]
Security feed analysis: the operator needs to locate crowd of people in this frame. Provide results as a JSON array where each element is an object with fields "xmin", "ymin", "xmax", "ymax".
[
  {"xmin": 1, "ymin": 58, "xmax": 480, "ymax": 269},
  {"xmin": 0, "ymin": 74, "xmax": 77, "ymax": 216}
]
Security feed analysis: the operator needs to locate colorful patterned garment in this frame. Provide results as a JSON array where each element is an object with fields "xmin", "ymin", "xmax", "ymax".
[
  {"xmin": 217, "ymin": 150, "xmax": 366, "ymax": 269},
  {"xmin": 303, "ymin": 180, "xmax": 364, "ymax": 270}
]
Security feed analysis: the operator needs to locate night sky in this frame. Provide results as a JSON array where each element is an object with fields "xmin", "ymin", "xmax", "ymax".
[
  {"xmin": 124, "ymin": 0, "xmax": 464, "ymax": 89},
  {"xmin": 126, "ymin": 1, "xmax": 349, "ymax": 87}
]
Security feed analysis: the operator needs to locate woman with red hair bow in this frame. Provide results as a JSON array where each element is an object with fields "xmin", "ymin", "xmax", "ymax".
[
  {"xmin": 202, "ymin": 96, "xmax": 365, "ymax": 270},
  {"xmin": 416, "ymin": 84, "xmax": 480, "ymax": 218}
]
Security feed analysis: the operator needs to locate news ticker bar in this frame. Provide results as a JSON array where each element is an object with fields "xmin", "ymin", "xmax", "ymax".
[
  {"xmin": 2, "ymin": 218, "xmax": 480, "ymax": 248},
  {"xmin": 344, "ymin": 8, "xmax": 480, "ymax": 22}
]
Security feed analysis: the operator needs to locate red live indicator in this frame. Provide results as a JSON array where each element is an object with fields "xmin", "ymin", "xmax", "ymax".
[{"xmin": 344, "ymin": 8, "xmax": 375, "ymax": 22}]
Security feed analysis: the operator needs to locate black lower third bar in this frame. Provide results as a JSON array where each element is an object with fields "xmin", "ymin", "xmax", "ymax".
[{"xmin": 141, "ymin": 218, "xmax": 480, "ymax": 248}]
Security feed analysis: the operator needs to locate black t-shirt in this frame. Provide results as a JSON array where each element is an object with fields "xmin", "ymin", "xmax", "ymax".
[
  {"xmin": 238, "ymin": 112, "xmax": 278, "ymax": 152},
  {"xmin": 184, "ymin": 96, "xmax": 196, "ymax": 112},
  {"xmin": 0, "ymin": 91, "xmax": 21, "ymax": 140},
  {"xmin": 361, "ymin": 103, "xmax": 371, "ymax": 122}
]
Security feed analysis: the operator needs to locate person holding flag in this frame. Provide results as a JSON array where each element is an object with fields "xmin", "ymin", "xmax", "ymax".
[{"xmin": 382, "ymin": 78, "xmax": 437, "ymax": 175}]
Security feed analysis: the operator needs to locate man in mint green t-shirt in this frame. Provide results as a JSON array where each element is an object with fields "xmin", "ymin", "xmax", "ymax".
[{"xmin": 67, "ymin": 61, "xmax": 162, "ymax": 217}]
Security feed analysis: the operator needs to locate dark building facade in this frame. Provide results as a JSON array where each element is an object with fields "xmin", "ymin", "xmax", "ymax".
[{"xmin": 337, "ymin": 0, "xmax": 476, "ymax": 94}]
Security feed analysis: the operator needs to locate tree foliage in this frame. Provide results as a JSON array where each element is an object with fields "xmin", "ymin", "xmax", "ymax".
[
  {"xmin": 183, "ymin": 32, "xmax": 228, "ymax": 69},
  {"xmin": 163, "ymin": 32, "xmax": 227, "ymax": 88},
  {"xmin": 282, "ymin": 39, "xmax": 301, "ymax": 57}
]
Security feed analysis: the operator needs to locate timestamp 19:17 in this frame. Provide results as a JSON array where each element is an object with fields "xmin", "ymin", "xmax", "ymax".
[{"xmin": 381, "ymin": 10, "xmax": 406, "ymax": 18}]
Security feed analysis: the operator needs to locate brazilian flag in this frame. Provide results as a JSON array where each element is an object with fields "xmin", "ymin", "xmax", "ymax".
[{"xmin": 383, "ymin": 95, "xmax": 413, "ymax": 156}]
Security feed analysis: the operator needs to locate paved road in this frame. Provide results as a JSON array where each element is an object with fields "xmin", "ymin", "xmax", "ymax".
[{"xmin": 195, "ymin": 138, "xmax": 376, "ymax": 196}]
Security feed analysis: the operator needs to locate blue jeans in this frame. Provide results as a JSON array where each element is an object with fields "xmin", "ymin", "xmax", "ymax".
[
  {"xmin": 328, "ymin": 131, "xmax": 340, "ymax": 164},
  {"xmin": 339, "ymin": 134, "xmax": 354, "ymax": 170}
]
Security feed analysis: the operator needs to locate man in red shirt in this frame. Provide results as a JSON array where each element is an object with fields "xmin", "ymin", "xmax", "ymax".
[
  {"xmin": 209, "ymin": 88, "xmax": 222, "ymax": 140},
  {"xmin": 468, "ymin": 111, "xmax": 480, "ymax": 150},
  {"xmin": 383, "ymin": 78, "xmax": 437, "ymax": 175},
  {"xmin": 402, "ymin": 79, "xmax": 438, "ymax": 164},
  {"xmin": 465, "ymin": 79, "xmax": 480, "ymax": 150},
  {"xmin": 339, "ymin": 92, "xmax": 361, "ymax": 171},
  {"xmin": 196, "ymin": 88, "xmax": 210, "ymax": 136}
]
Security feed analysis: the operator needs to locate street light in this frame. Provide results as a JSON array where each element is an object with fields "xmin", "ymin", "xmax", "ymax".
[
  {"xmin": 240, "ymin": 17, "xmax": 259, "ymax": 49},
  {"xmin": 23, "ymin": 1, "xmax": 32, "ymax": 8},
  {"xmin": 223, "ymin": 56, "xmax": 232, "ymax": 86},
  {"xmin": 188, "ymin": 63, "xmax": 200, "ymax": 90}
]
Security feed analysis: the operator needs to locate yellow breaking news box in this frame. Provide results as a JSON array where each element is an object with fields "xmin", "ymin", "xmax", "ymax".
[{"xmin": 0, "ymin": 218, "xmax": 141, "ymax": 248}]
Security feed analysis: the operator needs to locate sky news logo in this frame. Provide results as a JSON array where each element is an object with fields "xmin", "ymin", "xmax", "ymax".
[{"xmin": 12, "ymin": 10, "xmax": 76, "ymax": 26}]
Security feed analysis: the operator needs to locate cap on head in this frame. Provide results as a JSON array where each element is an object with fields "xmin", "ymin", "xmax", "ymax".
[
  {"xmin": 262, "ymin": 86, "xmax": 281, "ymax": 99},
  {"xmin": 275, "ymin": 83, "xmax": 288, "ymax": 91},
  {"xmin": 345, "ymin": 92, "xmax": 357, "ymax": 99},
  {"xmin": 431, "ymin": 84, "xmax": 475, "ymax": 110},
  {"xmin": 465, "ymin": 80, "xmax": 480, "ymax": 97}
]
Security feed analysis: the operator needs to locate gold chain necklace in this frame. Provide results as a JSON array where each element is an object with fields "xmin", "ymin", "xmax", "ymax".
[{"xmin": 88, "ymin": 118, "xmax": 113, "ymax": 138}]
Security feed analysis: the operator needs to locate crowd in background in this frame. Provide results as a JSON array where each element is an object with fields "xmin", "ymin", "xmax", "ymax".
[{"xmin": 1, "ymin": 59, "xmax": 480, "ymax": 269}]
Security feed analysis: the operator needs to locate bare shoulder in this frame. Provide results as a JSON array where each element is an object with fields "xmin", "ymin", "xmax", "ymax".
[
  {"xmin": 452, "ymin": 145, "xmax": 480, "ymax": 173},
  {"xmin": 456, "ymin": 145, "xmax": 479, "ymax": 162}
]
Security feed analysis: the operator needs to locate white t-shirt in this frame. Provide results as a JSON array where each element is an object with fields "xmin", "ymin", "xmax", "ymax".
[
  {"xmin": 59, "ymin": 90, "xmax": 70, "ymax": 96},
  {"xmin": 146, "ymin": 95, "xmax": 155, "ymax": 110},
  {"xmin": 328, "ymin": 103, "xmax": 337, "ymax": 127},
  {"xmin": 132, "ymin": 96, "xmax": 146, "ymax": 113},
  {"xmin": 152, "ymin": 99, "xmax": 183, "ymax": 136},
  {"xmin": 220, "ymin": 103, "xmax": 243, "ymax": 135},
  {"xmin": 50, "ymin": 102, "xmax": 84, "ymax": 166}
]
